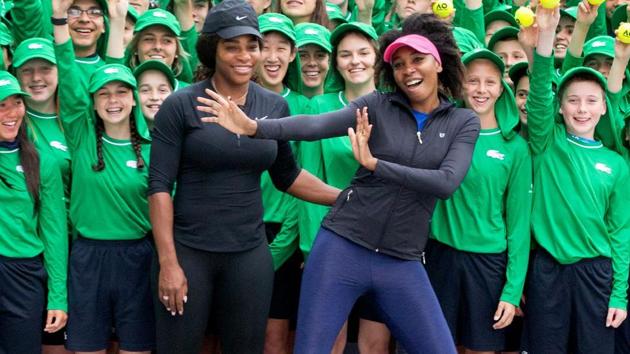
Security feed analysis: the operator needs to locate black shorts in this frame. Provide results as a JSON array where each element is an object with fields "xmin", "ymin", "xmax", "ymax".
[
  {"xmin": 0, "ymin": 255, "xmax": 47, "ymax": 354},
  {"xmin": 524, "ymin": 248, "xmax": 614, "ymax": 354},
  {"xmin": 425, "ymin": 239, "xmax": 509, "ymax": 351},
  {"xmin": 66, "ymin": 237, "xmax": 155, "ymax": 352},
  {"xmin": 266, "ymin": 222, "xmax": 303, "ymax": 328}
]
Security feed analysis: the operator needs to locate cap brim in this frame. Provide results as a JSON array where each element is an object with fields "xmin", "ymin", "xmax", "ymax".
[
  {"xmin": 462, "ymin": 49, "xmax": 505, "ymax": 73},
  {"xmin": 296, "ymin": 39, "xmax": 332, "ymax": 53},
  {"xmin": 487, "ymin": 27, "xmax": 519, "ymax": 51},
  {"xmin": 508, "ymin": 61, "xmax": 529, "ymax": 86},
  {"xmin": 134, "ymin": 60, "xmax": 176, "ymax": 90},
  {"xmin": 13, "ymin": 54, "xmax": 57, "ymax": 69},
  {"xmin": 260, "ymin": 26, "xmax": 296, "ymax": 42},
  {"xmin": 217, "ymin": 26, "xmax": 262, "ymax": 39},
  {"xmin": 330, "ymin": 23, "xmax": 377, "ymax": 47},
  {"xmin": 0, "ymin": 89, "xmax": 30, "ymax": 102}
]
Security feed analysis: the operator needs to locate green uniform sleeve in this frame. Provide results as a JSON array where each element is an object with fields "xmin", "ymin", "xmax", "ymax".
[
  {"xmin": 54, "ymin": 39, "xmax": 92, "ymax": 151},
  {"xmin": 38, "ymin": 157, "xmax": 69, "ymax": 311},
  {"xmin": 457, "ymin": 6, "xmax": 485, "ymax": 45},
  {"xmin": 10, "ymin": 0, "xmax": 50, "ymax": 44},
  {"xmin": 180, "ymin": 26, "xmax": 199, "ymax": 73},
  {"xmin": 586, "ymin": 4, "xmax": 607, "ymax": 40},
  {"xmin": 269, "ymin": 197, "xmax": 300, "ymax": 270},
  {"xmin": 500, "ymin": 141, "xmax": 532, "ymax": 306},
  {"xmin": 560, "ymin": 49, "xmax": 583, "ymax": 75},
  {"xmin": 607, "ymin": 163, "xmax": 630, "ymax": 309},
  {"xmin": 526, "ymin": 52, "xmax": 556, "ymax": 154}
]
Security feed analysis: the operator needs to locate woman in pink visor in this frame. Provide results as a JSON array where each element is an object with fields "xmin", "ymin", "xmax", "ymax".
[{"xmin": 197, "ymin": 13, "xmax": 480, "ymax": 354}]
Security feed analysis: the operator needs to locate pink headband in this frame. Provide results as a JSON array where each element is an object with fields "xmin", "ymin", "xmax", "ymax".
[{"xmin": 383, "ymin": 34, "xmax": 442, "ymax": 66}]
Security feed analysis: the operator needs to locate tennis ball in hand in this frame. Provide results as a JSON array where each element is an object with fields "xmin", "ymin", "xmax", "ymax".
[
  {"xmin": 587, "ymin": 0, "xmax": 605, "ymax": 5},
  {"xmin": 432, "ymin": 0, "xmax": 454, "ymax": 18},
  {"xmin": 515, "ymin": 7, "xmax": 535, "ymax": 27},
  {"xmin": 617, "ymin": 22, "xmax": 630, "ymax": 44},
  {"xmin": 539, "ymin": 0, "xmax": 560, "ymax": 9}
]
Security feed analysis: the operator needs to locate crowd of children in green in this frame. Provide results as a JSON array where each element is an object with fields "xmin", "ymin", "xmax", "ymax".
[{"xmin": 0, "ymin": 0, "xmax": 629, "ymax": 352}]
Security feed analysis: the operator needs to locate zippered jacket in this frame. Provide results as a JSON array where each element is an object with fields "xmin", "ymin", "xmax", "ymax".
[{"xmin": 256, "ymin": 90, "xmax": 480, "ymax": 260}]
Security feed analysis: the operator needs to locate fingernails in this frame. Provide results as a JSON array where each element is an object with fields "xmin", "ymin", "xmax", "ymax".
[
  {"xmin": 162, "ymin": 295, "xmax": 169, "ymax": 301},
  {"xmin": 179, "ymin": 311, "xmax": 183, "ymax": 315},
  {"xmin": 171, "ymin": 311, "xmax": 176, "ymax": 316},
  {"xmin": 184, "ymin": 296, "xmax": 188, "ymax": 303},
  {"xmin": 166, "ymin": 307, "xmax": 171, "ymax": 311}
]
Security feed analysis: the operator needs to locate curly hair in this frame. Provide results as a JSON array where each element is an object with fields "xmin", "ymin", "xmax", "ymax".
[
  {"xmin": 194, "ymin": 33, "xmax": 262, "ymax": 82},
  {"xmin": 376, "ymin": 13, "xmax": 464, "ymax": 100}
]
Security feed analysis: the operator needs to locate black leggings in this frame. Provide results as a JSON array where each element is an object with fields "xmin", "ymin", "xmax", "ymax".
[{"xmin": 153, "ymin": 240, "xmax": 274, "ymax": 354}]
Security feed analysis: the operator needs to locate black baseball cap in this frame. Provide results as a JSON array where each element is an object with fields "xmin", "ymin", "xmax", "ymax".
[{"xmin": 202, "ymin": 0, "xmax": 262, "ymax": 39}]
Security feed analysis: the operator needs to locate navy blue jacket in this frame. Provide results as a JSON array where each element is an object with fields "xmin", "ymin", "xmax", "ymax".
[{"xmin": 256, "ymin": 90, "xmax": 480, "ymax": 260}]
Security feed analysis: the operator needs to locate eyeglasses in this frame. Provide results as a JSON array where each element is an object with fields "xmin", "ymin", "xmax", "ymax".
[{"xmin": 67, "ymin": 7, "xmax": 104, "ymax": 19}]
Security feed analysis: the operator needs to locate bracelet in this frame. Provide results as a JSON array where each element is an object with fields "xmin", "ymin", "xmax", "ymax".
[{"xmin": 51, "ymin": 17, "xmax": 68, "ymax": 26}]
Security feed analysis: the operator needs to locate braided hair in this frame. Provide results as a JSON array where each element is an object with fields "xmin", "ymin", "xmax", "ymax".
[
  {"xmin": 129, "ymin": 113, "xmax": 146, "ymax": 170},
  {"xmin": 92, "ymin": 112, "xmax": 145, "ymax": 172}
]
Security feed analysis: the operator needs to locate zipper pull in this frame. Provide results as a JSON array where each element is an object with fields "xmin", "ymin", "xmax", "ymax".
[
  {"xmin": 346, "ymin": 190, "xmax": 353, "ymax": 201},
  {"xmin": 416, "ymin": 131, "xmax": 423, "ymax": 144},
  {"xmin": 236, "ymin": 133, "xmax": 241, "ymax": 147},
  {"xmin": 421, "ymin": 252, "xmax": 426, "ymax": 265}
]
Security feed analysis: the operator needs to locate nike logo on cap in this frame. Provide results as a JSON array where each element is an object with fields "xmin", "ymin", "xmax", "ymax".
[{"xmin": 236, "ymin": 15, "xmax": 248, "ymax": 20}]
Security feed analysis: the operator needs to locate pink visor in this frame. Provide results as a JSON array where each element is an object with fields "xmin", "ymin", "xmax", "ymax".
[{"xmin": 383, "ymin": 34, "xmax": 442, "ymax": 66}]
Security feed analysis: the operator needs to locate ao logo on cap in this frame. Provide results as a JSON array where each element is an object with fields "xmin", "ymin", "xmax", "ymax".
[
  {"xmin": 304, "ymin": 29, "xmax": 319, "ymax": 35},
  {"xmin": 104, "ymin": 68, "xmax": 119, "ymax": 74},
  {"xmin": 591, "ymin": 41, "xmax": 607, "ymax": 48},
  {"xmin": 269, "ymin": 16, "xmax": 283, "ymax": 23},
  {"xmin": 28, "ymin": 43, "xmax": 43, "ymax": 50},
  {"xmin": 154, "ymin": 11, "xmax": 167, "ymax": 18},
  {"xmin": 0, "ymin": 79, "xmax": 11, "ymax": 86}
]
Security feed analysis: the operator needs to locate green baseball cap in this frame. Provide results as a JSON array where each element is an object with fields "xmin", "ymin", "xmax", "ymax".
[
  {"xmin": 326, "ymin": 3, "xmax": 347, "ymax": 24},
  {"xmin": 584, "ymin": 35, "xmax": 614, "ymax": 60},
  {"xmin": 557, "ymin": 66, "xmax": 608, "ymax": 97},
  {"xmin": 330, "ymin": 22, "xmax": 377, "ymax": 47},
  {"xmin": 612, "ymin": 5, "xmax": 628, "ymax": 32},
  {"xmin": 88, "ymin": 64, "xmax": 137, "ymax": 94},
  {"xmin": 508, "ymin": 61, "xmax": 529, "ymax": 87},
  {"xmin": 133, "ymin": 59, "xmax": 176, "ymax": 90},
  {"xmin": 484, "ymin": 9, "xmax": 518, "ymax": 29},
  {"xmin": 453, "ymin": 26, "xmax": 483, "ymax": 55},
  {"xmin": 134, "ymin": 8, "xmax": 181, "ymax": 36},
  {"xmin": 487, "ymin": 26, "xmax": 519, "ymax": 52},
  {"xmin": 0, "ymin": 21, "xmax": 13, "ymax": 47},
  {"xmin": 12, "ymin": 38, "xmax": 57, "ymax": 69},
  {"xmin": 127, "ymin": 4, "xmax": 139, "ymax": 23},
  {"xmin": 0, "ymin": 70, "xmax": 30, "ymax": 101},
  {"xmin": 259, "ymin": 13, "xmax": 296, "ymax": 43},
  {"xmin": 295, "ymin": 23, "xmax": 332, "ymax": 52},
  {"xmin": 462, "ymin": 48, "xmax": 505, "ymax": 74},
  {"xmin": 560, "ymin": 6, "xmax": 578, "ymax": 21}
]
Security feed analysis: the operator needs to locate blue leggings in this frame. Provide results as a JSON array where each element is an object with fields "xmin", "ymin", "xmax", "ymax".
[{"xmin": 295, "ymin": 228, "xmax": 456, "ymax": 354}]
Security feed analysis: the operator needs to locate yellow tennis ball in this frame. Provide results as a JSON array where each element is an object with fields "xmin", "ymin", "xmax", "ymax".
[
  {"xmin": 617, "ymin": 22, "xmax": 630, "ymax": 44},
  {"xmin": 540, "ymin": 0, "xmax": 560, "ymax": 9},
  {"xmin": 432, "ymin": 0, "xmax": 454, "ymax": 18},
  {"xmin": 515, "ymin": 7, "xmax": 535, "ymax": 27},
  {"xmin": 587, "ymin": 0, "xmax": 605, "ymax": 5}
]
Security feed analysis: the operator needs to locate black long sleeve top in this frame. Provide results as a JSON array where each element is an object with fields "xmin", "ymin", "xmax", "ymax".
[
  {"xmin": 148, "ymin": 80, "xmax": 300, "ymax": 252},
  {"xmin": 255, "ymin": 90, "xmax": 480, "ymax": 260}
]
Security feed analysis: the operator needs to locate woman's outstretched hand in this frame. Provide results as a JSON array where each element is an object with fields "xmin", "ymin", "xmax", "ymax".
[
  {"xmin": 348, "ymin": 107, "xmax": 378, "ymax": 171},
  {"xmin": 197, "ymin": 89, "xmax": 258, "ymax": 136}
]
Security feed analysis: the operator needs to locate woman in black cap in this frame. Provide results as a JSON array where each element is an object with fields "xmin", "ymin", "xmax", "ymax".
[{"xmin": 148, "ymin": 0, "xmax": 339, "ymax": 353}]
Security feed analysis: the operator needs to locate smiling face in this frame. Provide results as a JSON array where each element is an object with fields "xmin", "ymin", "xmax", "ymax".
[
  {"xmin": 391, "ymin": 46, "xmax": 441, "ymax": 110},
  {"xmin": 395, "ymin": 0, "xmax": 432, "ymax": 20},
  {"xmin": 93, "ymin": 82, "xmax": 136, "ymax": 127},
  {"xmin": 299, "ymin": 44, "xmax": 329, "ymax": 93},
  {"xmin": 0, "ymin": 96, "xmax": 25, "ymax": 142},
  {"xmin": 138, "ymin": 70, "xmax": 173, "ymax": 121},
  {"xmin": 515, "ymin": 75, "xmax": 529, "ymax": 126},
  {"xmin": 554, "ymin": 16, "xmax": 575, "ymax": 60},
  {"xmin": 215, "ymin": 35, "xmax": 261, "ymax": 87},
  {"xmin": 16, "ymin": 59, "xmax": 58, "ymax": 107},
  {"xmin": 281, "ymin": 0, "xmax": 316, "ymax": 23},
  {"xmin": 463, "ymin": 59, "xmax": 503, "ymax": 117},
  {"xmin": 258, "ymin": 32, "xmax": 296, "ymax": 92},
  {"xmin": 560, "ymin": 79, "xmax": 606, "ymax": 139},
  {"xmin": 68, "ymin": 0, "xmax": 105, "ymax": 55},
  {"xmin": 335, "ymin": 32, "xmax": 376, "ymax": 87},
  {"xmin": 136, "ymin": 26, "xmax": 178, "ymax": 67}
]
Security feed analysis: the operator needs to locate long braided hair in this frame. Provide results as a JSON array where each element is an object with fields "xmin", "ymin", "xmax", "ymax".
[{"xmin": 92, "ymin": 105, "xmax": 145, "ymax": 172}]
